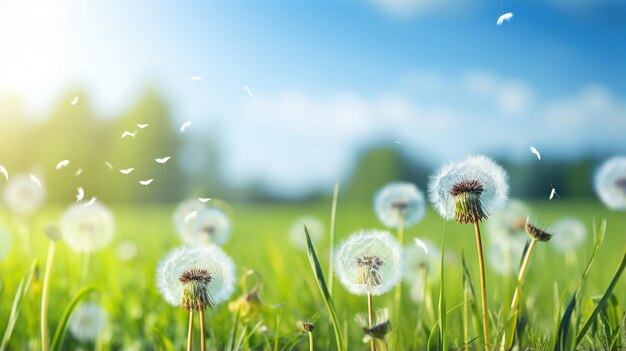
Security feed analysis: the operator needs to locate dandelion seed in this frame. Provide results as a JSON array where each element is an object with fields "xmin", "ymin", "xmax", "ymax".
[
  {"xmin": 75, "ymin": 168, "xmax": 83, "ymax": 176},
  {"xmin": 429, "ymin": 155, "xmax": 508, "ymax": 223},
  {"xmin": 184, "ymin": 210, "xmax": 198, "ymax": 223},
  {"xmin": 121, "ymin": 131, "xmax": 136, "ymax": 138},
  {"xmin": 104, "ymin": 161, "xmax": 113, "ymax": 170},
  {"xmin": 136, "ymin": 123, "xmax": 149, "ymax": 129},
  {"xmin": 530, "ymin": 146, "xmax": 541, "ymax": 160},
  {"xmin": 594, "ymin": 156, "xmax": 626, "ymax": 210},
  {"xmin": 414, "ymin": 238, "xmax": 429, "ymax": 254},
  {"xmin": 3, "ymin": 174, "xmax": 45, "ymax": 215},
  {"xmin": 139, "ymin": 179, "xmax": 154, "ymax": 191},
  {"xmin": 289, "ymin": 216, "xmax": 324, "ymax": 251},
  {"xmin": 198, "ymin": 198, "xmax": 211, "ymax": 203},
  {"xmin": 0, "ymin": 164, "xmax": 8, "ymax": 180},
  {"xmin": 190, "ymin": 76, "xmax": 203, "ymax": 82},
  {"xmin": 60, "ymin": 202, "xmax": 115, "ymax": 253},
  {"xmin": 69, "ymin": 303, "xmax": 108, "ymax": 342},
  {"xmin": 180, "ymin": 121, "xmax": 192, "ymax": 133},
  {"xmin": 155, "ymin": 156, "xmax": 171, "ymax": 167},
  {"xmin": 549, "ymin": 184, "xmax": 558, "ymax": 200},
  {"xmin": 119, "ymin": 168, "xmax": 134, "ymax": 175},
  {"xmin": 70, "ymin": 96, "xmax": 79, "ymax": 106},
  {"xmin": 335, "ymin": 229, "xmax": 402, "ymax": 296},
  {"xmin": 497, "ymin": 12, "xmax": 513, "ymax": 26},
  {"xmin": 403, "ymin": 240, "xmax": 441, "ymax": 284},
  {"xmin": 156, "ymin": 246, "xmax": 236, "ymax": 309},
  {"xmin": 30, "ymin": 174, "xmax": 42, "ymax": 188},
  {"xmin": 82, "ymin": 196, "xmax": 97, "ymax": 207},
  {"xmin": 551, "ymin": 218, "xmax": 587, "ymax": 252},
  {"xmin": 55, "ymin": 160, "xmax": 70, "ymax": 170},
  {"xmin": 354, "ymin": 308, "xmax": 392, "ymax": 341},
  {"xmin": 374, "ymin": 182, "xmax": 426, "ymax": 228},
  {"xmin": 243, "ymin": 85, "xmax": 254, "ymax": 98}
]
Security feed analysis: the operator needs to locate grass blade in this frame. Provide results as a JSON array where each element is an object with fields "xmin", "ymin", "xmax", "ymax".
[
  {"xmin": 152, "ymin": 328, "xmax": 175, "ymax": 351},
  {"xmin": 0, "ymin": 259, "xmax": 37, "ymax": 351},
  {"xmin": 304, "ymin": 225, "xmax": 345, "ymax": 351},
  {"xmin": 49, "ymin": 285, "xmax": 99, "ymax": 351},
  {"xmin": 327, "ymin": 181, "xmax": 339, "ymax": 297},
  {"xmin": 575, "ymin": 248, "xmax": 626, "ymax": 347},
  {"xmin": 554, "ymin": 294, "xmax": 576, "ymax": 351}
]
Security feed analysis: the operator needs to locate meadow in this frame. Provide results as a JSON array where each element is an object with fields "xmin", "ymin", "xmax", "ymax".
[{"xmin": 1, "ymin": 198, "xmax": 625, "ymax": 350}]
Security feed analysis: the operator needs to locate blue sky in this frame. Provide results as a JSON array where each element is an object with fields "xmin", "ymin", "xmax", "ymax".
[{"xmin": 0, "ymin": 0, "xmax": 624, "ymax": 194}]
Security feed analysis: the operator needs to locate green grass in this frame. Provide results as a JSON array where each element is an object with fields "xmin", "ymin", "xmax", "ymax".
[{"xmin": 1, "ymin": 199, "xmax": 625, "ymax": 350}]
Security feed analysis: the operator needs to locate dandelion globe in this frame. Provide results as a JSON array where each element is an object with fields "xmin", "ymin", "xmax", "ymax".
[
  {"xmin": 428, "ymin": 155, "xmax": 508, "ymax": 223},
  {"xmin": 334, "ymin": 230, "xmax": 402, "ymax": 296},
  {"xmin": 486, "ymin": 200, "xmax": 530, "ymax": 241},
  {"xmin": 60, "ymin": 202, "xmax": 115, "ymax": 253},
  {"xmin": 551, "ymin": 218, "xmax": 587, "ymax": 252},
  {"xmin": 289, "ymin": 216, "xmax": 324, "ymax": 251},
  {"xmin": 3, "ymin": 173, "xmax": 45, "ymax": 215},
  {"xmin": 374, "ymin": 182, "xmax": 426, "ymax": 228},
  {"xmin": 69, "ymin": 302, "xmax": 108, "ymax": 342},
  {"xmin": 174, "ymin": 199, "xmax": 231, "ymax": 246},
  {"xmin": 156, "ymin": 245, "xmax": 236, "ymax": 310},
  {"xmin": 594, "ymin": 156, "xmax": 626, "ymax": 210},
  {"xmin": 402, "ymin": 239, "xmax": 441, "ymax": 284},
  {"xmin": 117, "ymin": 240, "xmax": 138, "ymax": 261},
  {"xmin": 487, "ymin": 239, "xmax": 525, "ymax": 276}
]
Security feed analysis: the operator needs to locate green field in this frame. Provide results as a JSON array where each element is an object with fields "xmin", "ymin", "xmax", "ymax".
[{"xmin": 1, "ymin": 200, "xmax": 625, "ymax": 350}]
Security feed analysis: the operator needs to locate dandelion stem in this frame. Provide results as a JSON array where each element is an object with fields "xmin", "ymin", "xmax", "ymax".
[
  {"xmin": 198, "ymin": 304, "xmax": 206, "ymax": 351},
  {"xmin": 510, "ymin": 239, "xmax": 537, "ymax": 313},
  {"xmin": 41, "ymin": 241, "xmax": 55, "ymax": 351},
  {"xmin": 379, "ymin": 339, "xmax": 389, "ymax": 351},
  {"xmin": 392, "ymin": 220, "xmax": 404, "ymax": 348},
  {"xmin": 472, "ymin": 220, "xmax": 490, "ymax": 351},
  {"xmin": 367, "ymin": 292, "xmax": 376, "ymax": 351},
  {"xmin": 187, "ymin": 310, "xmax": 194, "ymax": 351},
  {"xmin": 463, "ymin": 279, "xmax": 469, "ymax": 350},
  {"xmin": 328, "ymin": 181, "xmax": 339, "ymax": 297},
  {"xmin": 308, "ymin": 331, "xmax": 314, "ymax": 351}
]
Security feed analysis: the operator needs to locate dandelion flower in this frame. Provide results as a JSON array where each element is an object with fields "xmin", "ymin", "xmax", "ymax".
[
  {"xmin": 551, "ymin": 218, "xmax": 587, "ymax": 252},
  {"xmin": 117, "ymin": 240, "xmax": 139, "ymax": 261},
  {"xmin": 173, "ymin": 199, "xmax": 231, "ymax": 246},
  {"xmin": 289, "ymin": 216, "xmax": 324, "ymax": 251},
  {"xmin": 334, "ymin": 230, "xmax": 402, "ymax": 296},
  {"xmin": 156, "ymin": 245, "xmax": 236, "ymax": 310},
  {"xmin": 429, "ymin": 155, "xmax": 508, "ymax": 223},
  {"xmin": 60, "ymin": 202, "xmax": 115, "ymax": 253},
  {"xmin": 525, "ymin": 219, "xmax": 552, "ymax": 242},
  {"xmin": 3, "ymin": 173, "xmax": 45, "ymax": 215},
  {"xmin": 354, "ymin": 308, "xmax": 392, "ymax": 340},
  {"xmin": 374, "ymin": 182, "xmax": 426, "ymax": 228},
  {"xmin": 69, "ymin": 303, "xmax": 108, "ymax": 342},
  {"xmin": 594, "ymin": 156, "xmax": 626, "ymax": 210}
]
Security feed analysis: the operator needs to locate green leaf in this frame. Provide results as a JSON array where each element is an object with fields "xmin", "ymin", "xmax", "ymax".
[
  {"xmin": 49, "ymin": 285, "xmax": 99, "ymax": 351},
  {"xmin": 0, "ymin": 260, "xmax": 37, "ymax": 351},
  {"xmin": 438, "ymin": 231, "xmax": 447, "ymax": 350},
  {"xmin": 304, "ymin": 225, "xmax": 345, "ymax": 351}
]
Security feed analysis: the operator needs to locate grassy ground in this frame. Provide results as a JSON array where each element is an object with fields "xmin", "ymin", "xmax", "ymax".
[{"xmin": 1, "ymin": 199, "xmax": 625, "ymax": 350}]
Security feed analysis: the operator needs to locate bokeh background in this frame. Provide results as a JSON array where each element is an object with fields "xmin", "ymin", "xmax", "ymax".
[{"xmin": 0, "ymin": 0, "xmax": 624, "ymax": 204}]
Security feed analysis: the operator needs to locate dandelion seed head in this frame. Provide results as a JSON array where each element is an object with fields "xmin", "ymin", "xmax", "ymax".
[
  {"xmin": 374, "ymin": 182, "xmax": 425, "ymax": 228},
  {"xmin": 594, "ymin": 156, "xmax": 626, "ymax": 210},
  {"xmin": 402, "ymin": 239, "xmax": 441, "ymax": 284},
  {"xmin": 299, "ymin": 322, "xmax": 315, "ymax": 332},
  {"xmin": 335, "ymin": 230, "xmax": 402, "ymax": 296},
  {"xmin": 525, "ymin": 219, "xmax": 553, "ymax": 242},
  {"xmin": 3, "ymin": 173, "xmax": 45, "ymax": 215},
  {"xmin": 551, "ymin": 218, "xmax": 587, "ymax": 252},
  {"xmin": 60, "ymin": 202, "xmax": 115, "ymax": 253},
  {"xmin": 289, "ymin": 216, "xmax": 324, "ymax": 251},
  {"xmin": 117, "ymin": 240, "xmax": 138, "ymax": 261},
  {"xmin": 354, "ymin": 308, "xmax": 392, "ymax": 340},
  {"xmin": 69, "ymin": 303, "xmax": 108, "ymax": 342},
  {"xmin": 156, "ymin": 245, "xmax": 236, "ymax": 309},
  {"xmin": 173, "ymin": 199, "xmax": 231, "ymax": 246},
  {"xmin": 429, "ymin": 155, "xmax": 508, "ymax": 222}
]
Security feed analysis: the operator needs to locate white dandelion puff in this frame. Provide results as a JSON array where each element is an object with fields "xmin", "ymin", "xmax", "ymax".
[
  {"xmin": 117, "ymin": 240, "xmax": 139, "ymax": 262},
  {"xmin": 55, "ymin": 159, "xmax": 70, "ymax": 170},
  {"xmin": 289, "ymin": 216, "xmax": 324, "ymax": 251},
  {"xmin": 60, "ymin": 202, "xmax": 115, "ymax": 253},
  {"xmin": 551, "ymin": 218, "xmax": 587, "ymax": 252},
  {"xmin": 156, "ymin": 245, "xmax": 236, "ymax": 309},
  {"xmin": 594, "ymin": 156, "xmax": 626, "ymax": 210},
  {"xmin": 69, "ymin": 303, "xmax": 108, "ymax": 342},
  {"xmin": 428, "ymin": 155, "xmax": 508, "ymax": 223},
  {"xmin": 485, "ymin": 199, "xmax": 530, "ymax": 243},
  {"xmin": 180, "ymin": 121, "xmax": 192, "ymax": 133},
  {"xmin": 334, "ymin": 229, "xmax": 402, "ymax": 296},
  {"xmin": 3, "ymin": 174, "xmax": 45, "ymax": 215},
  {"xmin": 487, "ymin": 239, "xmax": 526, "ymax": 276},
  {"xmin": 402, "ymin": 240, "xmax": 441, "ymax": 284},
  {"xmin": 374, "ymin": 182, "xmax": 426, "ymax": 228},
  {"xmin": 0, "ymin": 164, "xmax": 8, "ymax": 180}
]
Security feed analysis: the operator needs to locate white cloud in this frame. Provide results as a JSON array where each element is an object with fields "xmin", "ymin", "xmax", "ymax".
[{"xmin": 463, "ymin": 70, "xmax": 534, "ymax": 116}]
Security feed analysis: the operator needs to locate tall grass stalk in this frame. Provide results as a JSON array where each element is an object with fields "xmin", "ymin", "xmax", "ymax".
[
  {"xmin": 41, "ymin": 241, "xmax": 56, "ymax": 351},
  {"xmin": 328, "ymin": 182, "xmax": 339, "ymax": 297},
  {"xmin": 0, "ymin": 260, "xmax": 37, "ymax": 351},
  {"xmin": 472, "ymin": 220, "xmax": 490, "ymax": 350}
]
